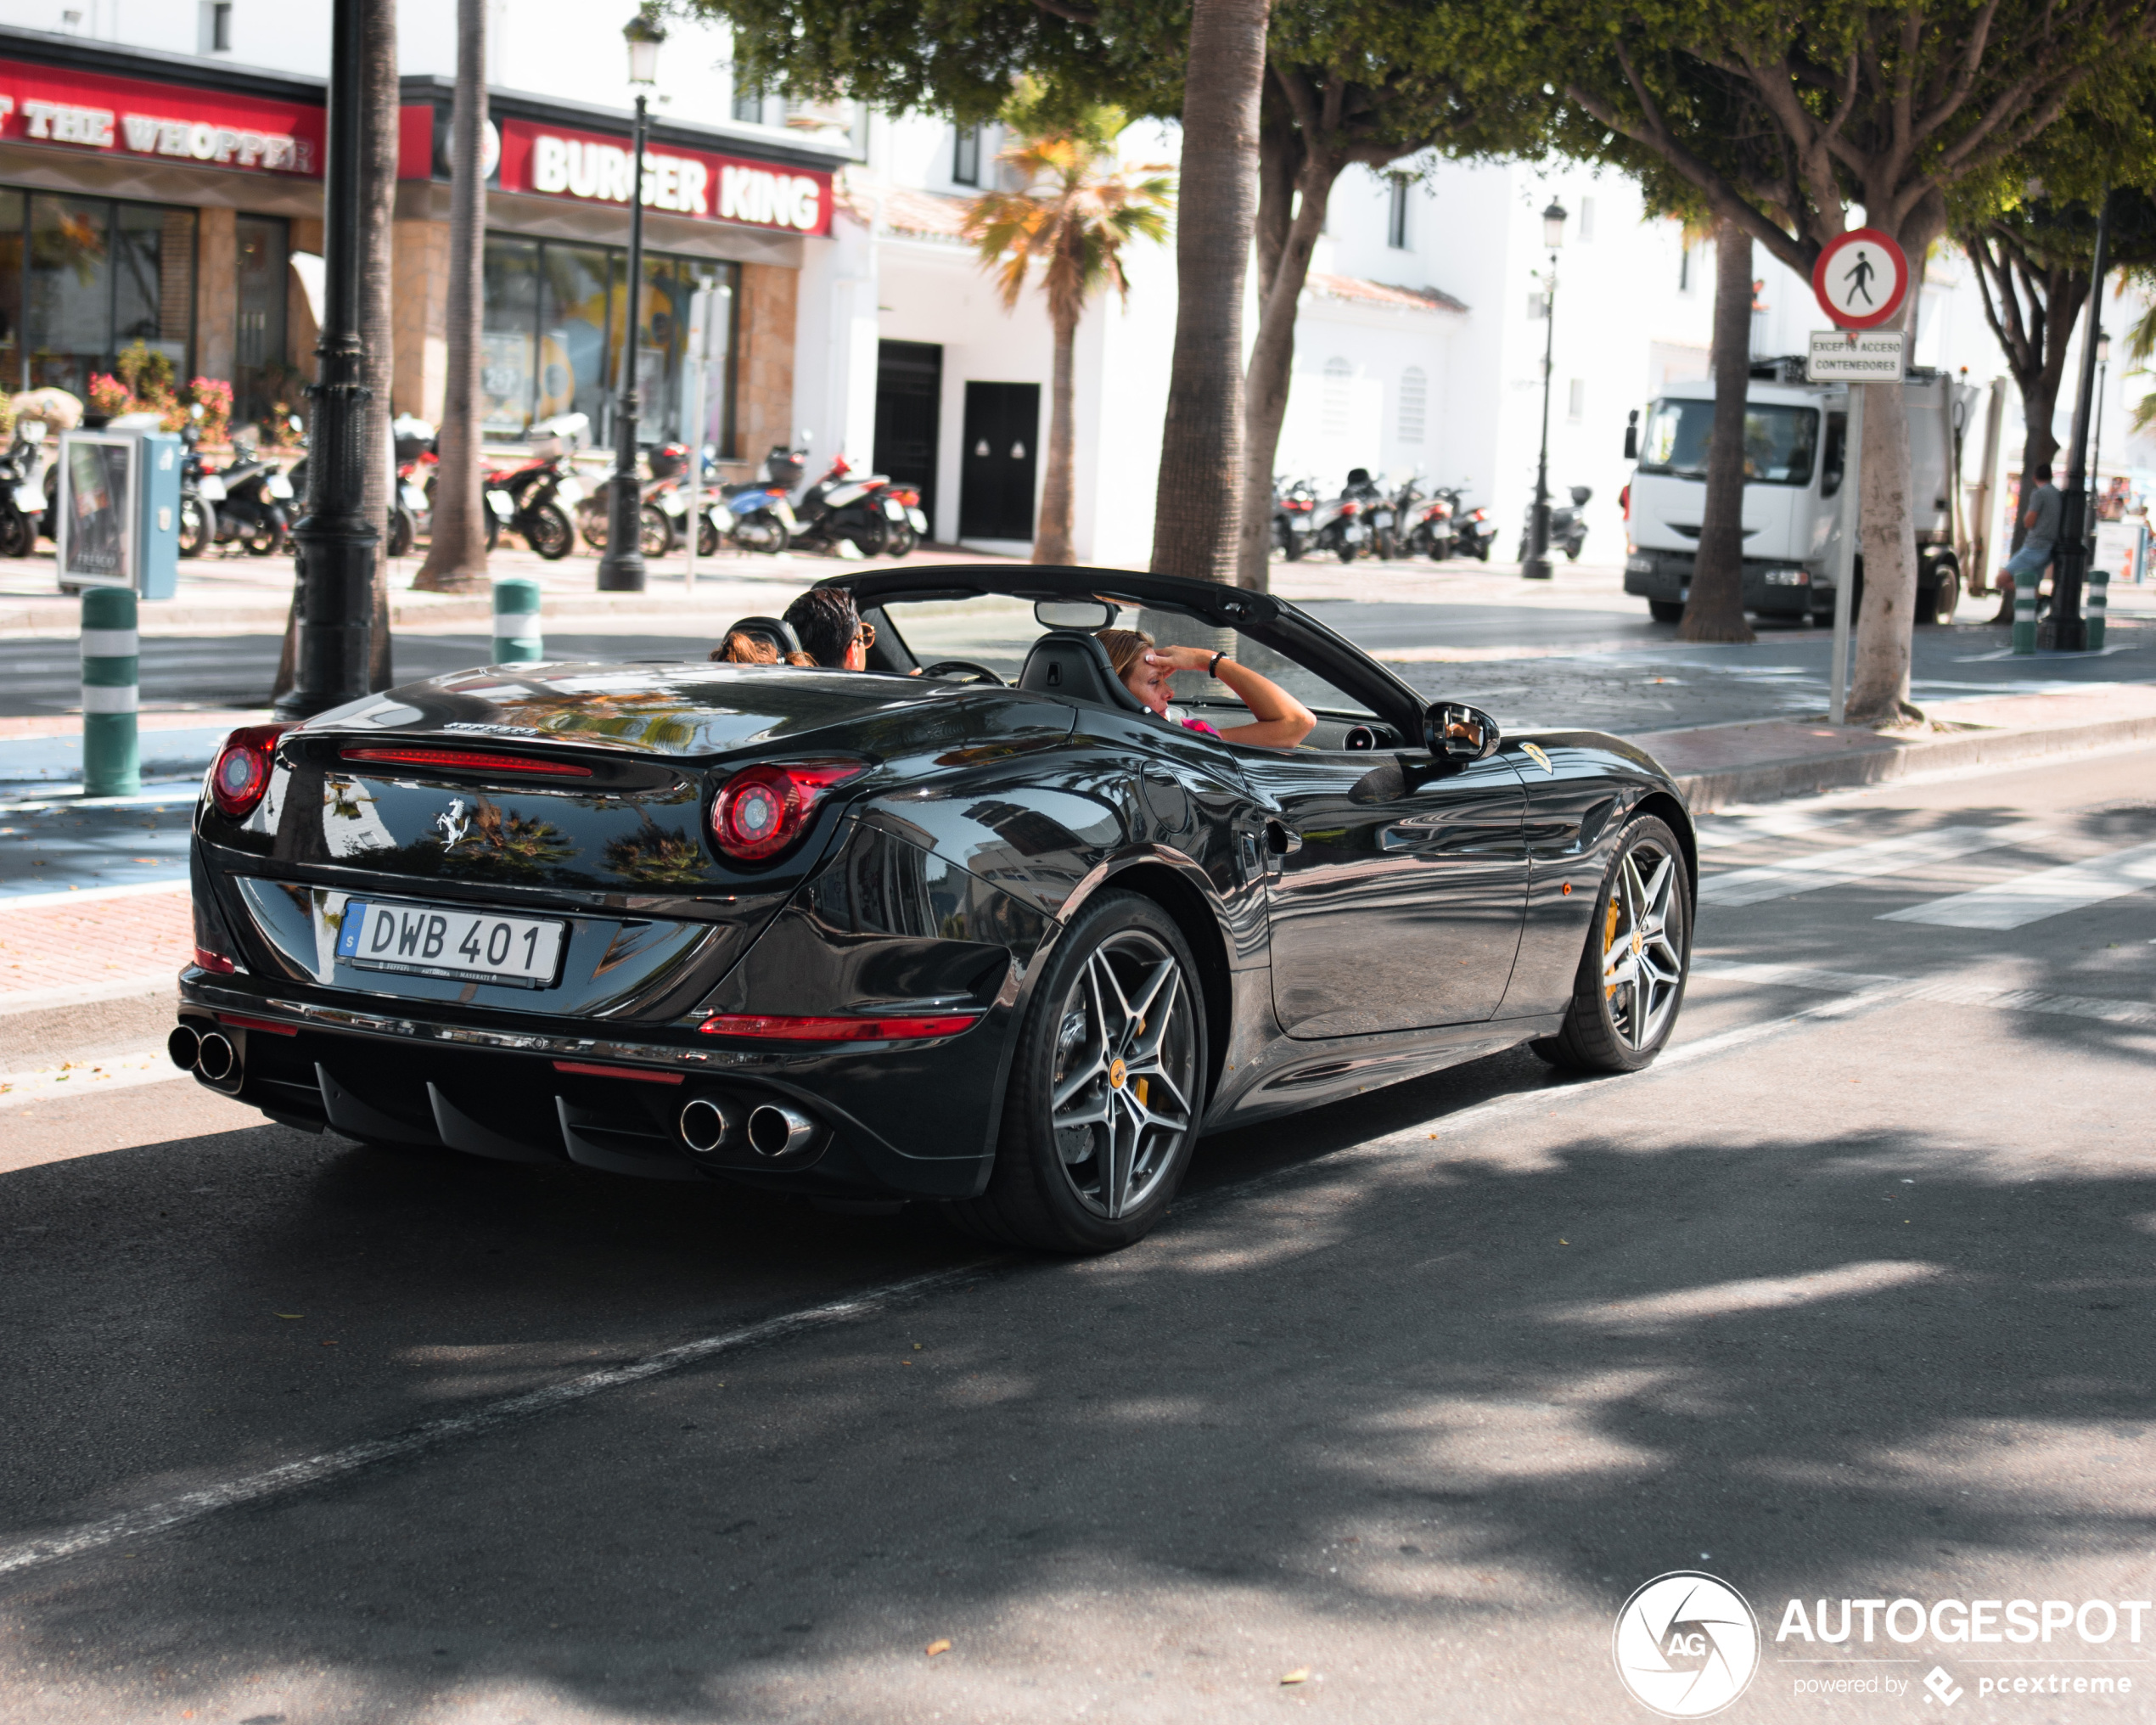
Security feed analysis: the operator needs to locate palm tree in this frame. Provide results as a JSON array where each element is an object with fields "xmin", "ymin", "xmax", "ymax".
[{"xmin": 963, "ymin": 101, "xmax": 1172, "ymax": 565}]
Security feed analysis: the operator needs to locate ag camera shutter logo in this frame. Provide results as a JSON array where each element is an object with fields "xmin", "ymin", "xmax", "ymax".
[{"xmin": 1613, "ymin": 1571, "xmax": 1761, "ymax": 1717}]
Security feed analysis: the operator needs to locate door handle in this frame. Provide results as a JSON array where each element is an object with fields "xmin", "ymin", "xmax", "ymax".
[{"xmin": 1264, "ymin": 820, "xmax": 1303, "ymax": 857}]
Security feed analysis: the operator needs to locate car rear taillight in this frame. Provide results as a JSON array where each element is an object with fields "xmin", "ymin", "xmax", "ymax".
[
  {"xmin": 709, "ymin": 759, "xmax": 867, "ymax": 862},
  {"xmin": 340, "ymin": 745, "xmax": 592, "ymax": 778},
  {"xmin": 209, "ymin": 723, "xmax": 295, "ymax": 819}
]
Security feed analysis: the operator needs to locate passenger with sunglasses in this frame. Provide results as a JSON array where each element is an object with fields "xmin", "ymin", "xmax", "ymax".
[{"xmin": 783, "ymin": 587, "xmax": 879, "ymax": 670}]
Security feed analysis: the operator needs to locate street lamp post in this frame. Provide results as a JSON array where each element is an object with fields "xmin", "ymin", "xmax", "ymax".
[
  {"xmin": 2047, "ymin": 185, "xmax": 2111, "ymax": 650},
  {"xmin": 1524, "ymin": 199, "xmax": 1567, "ymax": 582},
  {"xmin": 596, "ymin": 15, "xmax": 665, "ymax": 593},
  {"xmin": 276, "ymin": 0, "xmax": 379, "ymax": 717},
  {"xmin": 2089, "ymin": 329, "xmax": 2111, "ymax": 542}
]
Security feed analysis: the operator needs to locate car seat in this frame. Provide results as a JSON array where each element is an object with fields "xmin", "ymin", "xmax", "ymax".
[{"xmin": 1016, "ymin": 632, "xmax": 1151, "ymax": 715}]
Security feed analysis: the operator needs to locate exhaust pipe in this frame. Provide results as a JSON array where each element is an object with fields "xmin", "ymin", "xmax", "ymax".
[
  {"xmin": 678, "ymin": 1094, "xmax": 744, "ymax": 1158},
  {"xmin": 167, "ymin": 1023, "xmax": 201, "ymax": 1072},
  {"xmin": 194, "ymin": 1031, "xmax": 238, "ymax": 1083},
  {"xmin": 747, "ymin": 1103, "xmax": 822, "ymax": 1160}
]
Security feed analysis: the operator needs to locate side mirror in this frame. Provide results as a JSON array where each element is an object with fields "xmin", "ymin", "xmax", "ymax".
[
  {"xmin": 1623, "ymin": 408, "xmax": 1639, "ymax": 462},
  {"xmin": 1424, "ymin": 702, "xmax": 1501, "ymax": 762}
]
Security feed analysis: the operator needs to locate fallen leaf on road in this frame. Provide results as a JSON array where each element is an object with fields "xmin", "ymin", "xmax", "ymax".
[
  {"xmin": 925, "ymin": 1638, "xmax": 952, "ymax": 1657},
  {"xmin": 1281, "ymin": 1667, "xmax": 1310, "ymax": 1685},
  {"xmin": 275, "ymin": 1313, "xmax": 302, "ymax": 1319}
]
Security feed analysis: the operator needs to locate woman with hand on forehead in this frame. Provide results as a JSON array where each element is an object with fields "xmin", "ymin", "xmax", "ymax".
[{"xmin": 1095, "ymin": 628, "xmax": 1315, "ymax": 748}]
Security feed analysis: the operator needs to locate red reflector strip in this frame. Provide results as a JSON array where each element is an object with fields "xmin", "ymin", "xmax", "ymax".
[
  {"xmin": 193, "ymin": 947, "xmax": 236, "ymax": 975},
  {"xmin": 341, "ymin": 746, "xmax": 592, "ymax": 777},
  {"xmin": 218, "ymin": 1013, "xmax": 298, "ymax": 1037},
  {"xmin": 549, "ymin": 1060, "xmax": 685, "ymax": 1085},
  {"xmin": 698, "ymin": 1012, "xmax": 981, "ymax": 1042}
]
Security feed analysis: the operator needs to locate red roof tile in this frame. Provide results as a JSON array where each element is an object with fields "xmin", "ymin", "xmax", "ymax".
[{"xmin": 1306, "ymin": 272, "xmax": 1468, "ymax": 315}]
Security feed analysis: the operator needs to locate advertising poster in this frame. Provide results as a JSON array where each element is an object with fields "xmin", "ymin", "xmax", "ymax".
[{"xmin": 59, "ymin": 434, "xmax": 133, "ymax": 588}]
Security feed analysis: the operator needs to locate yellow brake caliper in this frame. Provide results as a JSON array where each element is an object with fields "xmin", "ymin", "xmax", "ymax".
[{"xmin": 1603, "ymin": 894, "xmax": 1622, "ymax": 998}]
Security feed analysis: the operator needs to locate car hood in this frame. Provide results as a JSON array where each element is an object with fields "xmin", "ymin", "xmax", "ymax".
[{"xmin": 306, "ymin": 661, "xmax": 963, "ymax": 758}]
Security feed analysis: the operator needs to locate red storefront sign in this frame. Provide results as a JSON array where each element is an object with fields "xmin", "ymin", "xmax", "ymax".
[
  {"xmin": 0, "ymin": 57, "xmax": 323, "ymax": 175},
  {"xmin": 497, "ymin": 118, "xmax": 832, "ymax": 237}
]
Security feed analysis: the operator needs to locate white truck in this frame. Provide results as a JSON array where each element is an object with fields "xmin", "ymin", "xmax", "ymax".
[{"xmin": 1621, "ymin": 361, "xmax": 1975, "ymax": 627}]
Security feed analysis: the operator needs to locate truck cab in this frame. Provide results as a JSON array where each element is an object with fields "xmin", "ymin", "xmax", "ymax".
[{"xmin": 1622, "ymin": 361, "xmax": 1968, "ymax": 626}]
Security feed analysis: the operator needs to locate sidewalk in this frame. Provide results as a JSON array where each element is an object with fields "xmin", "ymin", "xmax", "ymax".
[{"xmin": 3, "ymin": 679, "xmax": 2152, "ymax": 1010}]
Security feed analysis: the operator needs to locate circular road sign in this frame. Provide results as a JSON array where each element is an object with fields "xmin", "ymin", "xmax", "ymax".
[{"xmin": 1812, "ymin": 228, "xmax": 1908, "ymax": 329}]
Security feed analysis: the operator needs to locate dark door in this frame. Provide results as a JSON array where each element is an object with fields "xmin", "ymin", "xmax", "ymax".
[
  {"xmin": 1239, "ymin": 750, "xmax": 1529, "ymax": 1037},
  {"xmin": 874, "ymin": 340, "xmax": 942, "ymax": 528},
  {"xmin": 959, "ymin": 380, "xmax": 1039, "ymax": 541}
]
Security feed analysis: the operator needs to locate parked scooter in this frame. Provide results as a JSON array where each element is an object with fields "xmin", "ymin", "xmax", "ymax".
[
  {"xmin": 1515, "ymin": 485, "xmax": 1592, "ymax": 563},
  {"xmin": 791, "ymin": 450, "xmax": 909, "ymax": 557},
  {"xmin": 1406, "ymin": 487, "xmax": 1457, "ymax": 561},
  {"xmin": 0, "ymin": 418, "xmax": 52, "ymax": 558},
  {"xmin": 719, "ymin": 447, "xmax": 801, "ymax": 555},
  {"xmin": 1305, "ymin": 471, "xmax": 1374, "ymax": 564},
  {"xmin": 201, "ymin": 429, "xmax": 295, "ymax": 555},
  {"xmin": 480, "ymin": 414, "xmax": 589, "ymax": 559},
  {"xmin": 1271, "ymin": 475, "xmax": 1318, "ymax": 559},
  {"xmin": 1447, "ymin": 490, "xmax": 1496, "ymax": 562},
  {"xmin": 1376, "ymin": 473, "xmax": 1425, "ymax": 560}
]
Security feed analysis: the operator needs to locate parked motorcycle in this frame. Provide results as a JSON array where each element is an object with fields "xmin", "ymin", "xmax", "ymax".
[
  {"xmin": 721, "ymin": 449, "xmax": 799, "ymax": 555},
  {"xmin": 1447, "ymin": 492, "xmax": 1496, "ymax": 562},
  {"xmin": 0, "ymin": 419, "xmax": 52, "ymax": 558},
  {"xmin": 1375, "ymin": 473, "xmax": 1425, "ymax": 560},
  {"xmin": 1515, "ymin": 484, "xmax": 1592, "ymax": 563},
  {"xmin": 1304, "ymin": 472, "xmax": 1374, "ymax": 564},
  {"xmin": 199, "ymin": 430, "xmax": 295, "ymax": 555},
  {"xmin": 788, "ymin": 450, "xmax": 910, "ymax": 557},
  {"xmin": 1406, "ymin": 487, "xmax": 1457, "ymax": 561},
  {"xmin": 1271, "ymin": 475, "xmax": 1318, "ymax": 559},
  {"xmin": 389, "ymin": 414, "xmax": 436, "ymax": 557}
]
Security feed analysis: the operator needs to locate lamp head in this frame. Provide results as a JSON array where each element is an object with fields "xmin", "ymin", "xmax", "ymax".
[
  {"xmin": 1542, "ymin": 199, "xmax": 1568, "ymax": 250},
  {"xmin": 2097, "ymin": 331, "xmax": 2112, "ymax": 365},
  {"xmin": 625, "ymin": 13, "xmax": 665, "ymax": 86}
]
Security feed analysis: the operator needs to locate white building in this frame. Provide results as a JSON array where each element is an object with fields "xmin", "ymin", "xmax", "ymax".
[{"xmin": 6, "ymin": 0, "xmax": 2146, "ymax": 573}]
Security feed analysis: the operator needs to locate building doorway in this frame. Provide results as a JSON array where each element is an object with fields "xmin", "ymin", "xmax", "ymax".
[
  {"xmin": 873, "ymin": 339, "xmax": 941, "ymax": 531},
  {"xmin": 233, "ymin": 214, "xmax": 289, "ymax": 429},
  {"xmin": 958, "ymin": 380, "xmax": 1038, "ymax": 542}
]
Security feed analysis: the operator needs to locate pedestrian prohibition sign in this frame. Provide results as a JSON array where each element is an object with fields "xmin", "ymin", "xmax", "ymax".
[{"xmin": 1811, "ymin": 228, "xmax": 1908, "ymax": 329}]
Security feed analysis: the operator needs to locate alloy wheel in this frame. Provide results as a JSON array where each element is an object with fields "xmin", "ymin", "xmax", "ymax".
[
  {"xmin": 1048, "ymin": 930, "xmax": 1197, "ymax": 1220},
  {"xmin": 1600, "ymin": 839, "xmax": 1684, "ymax": 1049}
]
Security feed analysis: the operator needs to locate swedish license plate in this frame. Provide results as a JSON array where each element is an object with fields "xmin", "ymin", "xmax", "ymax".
[{"xmin": 335, "ymin": 899, "xmax": 565, "ymax": 987}]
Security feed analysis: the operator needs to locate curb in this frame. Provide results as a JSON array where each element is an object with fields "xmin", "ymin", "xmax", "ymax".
[{"xmin": 1664, "ymin": 711, "xmax": 2156, "ymax": 811}]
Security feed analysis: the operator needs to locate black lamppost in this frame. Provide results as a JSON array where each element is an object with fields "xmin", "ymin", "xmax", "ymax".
[
  {"xmin": 1524, "ymin": 198, "xmax": 1567, "ymax": 581},
  {"xmin": 2088, "ymin": 329, "xmax": 2111, "ymax": 544},
  {"xmin": 277, "ymin": 0, "xmax": 378, "ymax": 717},
  {"xmin": 2047, "ymin": 184, "xmax": 2111, "ymax": 651},
  {"xmin": 597, "ymin": 14, "xmax": 665, "ymax": 593}
]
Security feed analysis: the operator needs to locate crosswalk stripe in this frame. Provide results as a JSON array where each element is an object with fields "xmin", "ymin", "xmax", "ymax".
[
  {"xmin": 1879, "ymin": 838, "xmax": 2156, "ymax": 930},
  {"xmin": 1697, "ymin": 822, "xmax": 2049, "ymax": 907}
]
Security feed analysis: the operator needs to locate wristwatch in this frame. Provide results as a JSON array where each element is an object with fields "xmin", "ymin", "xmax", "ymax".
[{"xmin": 1208, "ymin": 651, "xmax": 1227, "ymax": 677}]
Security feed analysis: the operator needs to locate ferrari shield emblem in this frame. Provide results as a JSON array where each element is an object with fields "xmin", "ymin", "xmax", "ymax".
[{"xmin": 1521, "ymin": 742, "xmax": 1553, "ymax": 775}]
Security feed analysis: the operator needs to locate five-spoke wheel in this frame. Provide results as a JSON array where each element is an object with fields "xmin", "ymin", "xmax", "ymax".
[{"xmin": 1533, "ymin": 813, "xmax": 1691, "ymax": 1072}]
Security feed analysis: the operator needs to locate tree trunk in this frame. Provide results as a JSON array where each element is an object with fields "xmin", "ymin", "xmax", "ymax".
[
  {"xmin": 1035, "ymin": 301, "xmax": 1078, "ymax": 564},
  {"xmin": 1681, "ymin": 216, "xmax": 1756, "ymax": 643},
  {"xmin": 272, "ymin": 0, "xmax": 399, "ymax": 704},
  {"xmin": 1236, "ymin": 148, "xmax": 1338, "ymax": 590},
  {"xmin": 358, "ymin": 0, "xmax": 398, "ymax": 688},
  {"xmin": 1147, "ymin": 0, "xmax": 1270, "ymax": 584},
  {"xmin": 413, "ymin": 0, "xmax": 490, "ymax": 594}
]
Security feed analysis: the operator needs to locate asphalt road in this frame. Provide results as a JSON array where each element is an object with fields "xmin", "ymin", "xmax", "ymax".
[{"xmin": 1, "ymin": 747, "xmax": 2152, "ymax": 1722}]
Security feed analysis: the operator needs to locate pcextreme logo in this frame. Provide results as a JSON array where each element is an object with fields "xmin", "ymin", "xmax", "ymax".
[{"xmin": 1614, "ymin": 1571, "xmax": 1762, "ymax": 1717}]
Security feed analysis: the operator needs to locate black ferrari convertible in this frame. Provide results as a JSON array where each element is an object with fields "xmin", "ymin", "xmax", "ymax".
[{"xmin": 174, "ymin": 566, "xmax": 1694, "ymax": 1252}]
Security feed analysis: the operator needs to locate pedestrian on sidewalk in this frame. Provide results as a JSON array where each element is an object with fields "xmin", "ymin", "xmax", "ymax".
[{"xmin": 1997, "ymin": 462, "xmax": 2060, "ymax": 623}]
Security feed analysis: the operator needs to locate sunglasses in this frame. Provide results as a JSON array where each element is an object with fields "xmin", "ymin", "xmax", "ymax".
[{"xmin": 854, "ymin": 621, "xmax": 877, "ymax": 648}]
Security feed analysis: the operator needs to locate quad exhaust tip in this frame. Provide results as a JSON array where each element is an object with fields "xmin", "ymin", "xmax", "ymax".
[
  {"xmin": 678, "ymin": 1094, "xmax": 743, "ymax": 1157},
  {"xmin": 194, "ymin": 1030, "xmax": 237, "ymax": 1083},
  {"xmin": 747, "ymin": 1103, "xmax": 819, "ymax": 1160},
  {"xmin": 167, "ymin": 1024, "xmax": 200, "ymax": 1072},
  {"xmin": 678, "ymin": 1093, "xmax": 826, "ymax": 1161}
]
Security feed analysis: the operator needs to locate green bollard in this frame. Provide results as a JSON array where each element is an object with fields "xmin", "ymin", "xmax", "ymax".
[
  {"xmin": 492, "ymin": 576, "xmax": 542, "ymax": 664},
  {"xmin": 2011, "ymin": 572, "xmax": 2038, "ymax": 656},
  {"xmin": 81, "ymin": 586, "xmax": 139, "ymax": 796},
  {"xmin": 2086, "ymin": 554, "xmax": 2108, "ymax": 653}
]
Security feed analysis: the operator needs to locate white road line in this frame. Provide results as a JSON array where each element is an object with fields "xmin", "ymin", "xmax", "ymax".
[
  {"xmin": 1690, "ymin": 958, "xmax": 1901, "ymax": 992},
  {"xmin": 0, "ymin": 975, "xmax": 179, "ymax": 1018},
  {"xmin": 1879, "ymin": 839, "xmax": 2156, "ymax": 930},
  {"xmin": 1694, "ymin": 810, "xmax": 1853, "ymax": 851},
  {"xmin": 0, "ymin": 879, "xmax": 192, "ymax": 912},
  {"xmin": 1698, "ymin": 823, "xmax": 2049, "ymax": 907},
  {"xmin": 0, "ymin": 1265, "xmax": 986, "ymax": 1582}
]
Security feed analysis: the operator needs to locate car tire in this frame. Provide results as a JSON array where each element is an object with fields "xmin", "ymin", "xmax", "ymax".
[
  {"xmin": 1648, "ymin": 600, "xmax": 1685, "ymax": 623},
  {"xmin": 1920, "ymin": 570, "xmax": 1959, "ymax": 625},
  {"xmin": 947, "ymin": 890, "xmax": 1207, "ymax": 1255},
  {"xmin": 1530, "ymin": 813, "xmax": 1691, "ymax": 1074}
]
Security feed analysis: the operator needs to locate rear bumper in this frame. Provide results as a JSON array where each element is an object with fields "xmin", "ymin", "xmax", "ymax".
[
  {"xmin": 1624, "ymin": 549, "xmax": 1826, "ymax": 618},
  {"xmin": 175, "ymin": 975, "xmax": 1012, "ymax": 1200}
]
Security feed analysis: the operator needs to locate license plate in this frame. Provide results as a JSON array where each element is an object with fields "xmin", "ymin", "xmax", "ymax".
[
  {"xmin": 1289, "ymin": 517, "xmax": 1311, "ymax": 532},
  {"xmin": 1345, "ymin": 523, "xmax": 1367, "ymax": 542},
  {"xmin": 555, "ymin": 477, "xmax": 584, "ymax": 505},
  {"xmin": 659, "ymin": 490, "xmax": 687, "ymax": 516},
  {"xmin": 907, "ymin": 507, "xmax": 927, "ymax": 532},
  {"xmin": 197, "ymin": 476, "xmax": 227, "ymax": 502},
  {"xmin": 1626, "ymin": 555, "xmax": 1653, "ymax": 573},
  {"xmin": 1373, "ymin": 510, "xmax": 1393, "ymax": 527},
  {"xmin": 334, "ymin": 899, "xmax": 565, "ymax": 987},
  {"xmin": 267, "ymin": 473, "xmax": 294, "ymax": 499},
  {"xmin": 487, "ymin": 490, "xmax": 515, "ymax": 519},
  {"xmin": 14, "ymin": 482, "xmax": 42, "ymax": 510}
]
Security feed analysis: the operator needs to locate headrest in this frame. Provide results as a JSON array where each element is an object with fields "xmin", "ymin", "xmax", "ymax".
[
  {"xmin": 713, "ymin": 615, "xmax": 802, "ymax": 661},
  {"xmin": 1016, "ymin": 631, "xmax": 1149, "ymax": 714}
]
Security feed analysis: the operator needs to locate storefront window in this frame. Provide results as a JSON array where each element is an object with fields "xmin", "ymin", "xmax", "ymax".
[
  {"xmin": 483, "ymin": 233, "xmax": 736, "ymax": 448},
  {"xmin": 0, "ymin": 191, "xmax": 21, "ymax": 388},
  {"xmin": 233, "ymin": 216, "xmax": 289, "ymax": 426},
  {"xmin": 481, "ymin": 236, "xmax": 542, "ymax": 432},
  {"xmin": 20, "ymin": 193, "xmax": 195, "ymax": 397}
]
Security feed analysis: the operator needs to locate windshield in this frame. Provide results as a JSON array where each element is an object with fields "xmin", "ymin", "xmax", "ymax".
[
  {"xmin": 1638, "ymin": 398, "xmax": 1821, "ymax": 487},
  {"xmin": 867, "ymin": 595, "xmax": 1376, "ymax": 720}
]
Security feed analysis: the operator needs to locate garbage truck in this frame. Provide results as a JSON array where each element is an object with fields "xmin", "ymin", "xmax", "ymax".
[{"xmin": 1620, "ymin": 358, "xmax": 1976, "ymax": 627}]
